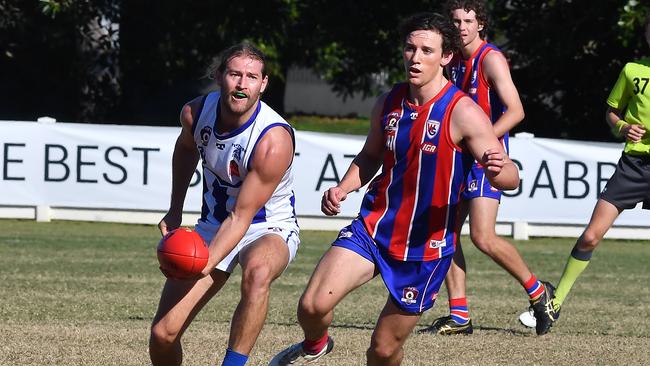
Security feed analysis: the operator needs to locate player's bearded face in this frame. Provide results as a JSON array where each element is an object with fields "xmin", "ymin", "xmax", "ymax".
[
  {"xmin": 219, "ymin": 55, "xmax": 268, "ymax": 116},
  {"xmin": 451, "ymin": 9, "xmax": 483, "ymax": 46},
  {"xmin": 403, "ymin": 30, "xmax": 450, "ymax": 87}
]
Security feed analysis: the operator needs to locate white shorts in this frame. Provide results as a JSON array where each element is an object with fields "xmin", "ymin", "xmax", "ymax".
[{"xmin": 195, "ymin": 220, "xmax": 300, "ymax": 273}]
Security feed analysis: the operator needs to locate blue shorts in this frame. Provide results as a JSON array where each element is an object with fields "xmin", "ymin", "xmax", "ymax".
[
  {"xmin": 461, "ymin": 163, "xmax": 502, "ymax": 201},
  {"xmin": 332, "ymin": 219, "xmax": 452, "ymax": 314}
]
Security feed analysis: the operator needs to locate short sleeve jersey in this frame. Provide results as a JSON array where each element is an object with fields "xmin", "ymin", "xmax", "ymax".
[{"xmin": 606, "ymin": 58, "xmax": 650, "ymax": 155}]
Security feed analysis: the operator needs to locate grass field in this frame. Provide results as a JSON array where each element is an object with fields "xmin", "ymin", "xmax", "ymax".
[
  {"xmin": 1, "ymin": 220, "xmax": 648, "ymax": 366},
  {"xmin": 287, "ymin": 115, "xmax": 369, "ymax": 135}
]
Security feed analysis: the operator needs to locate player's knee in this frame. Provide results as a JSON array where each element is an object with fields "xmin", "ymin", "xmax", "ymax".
[
  {"xmin": 366, "ymin": 342, "xmax": 400, "ymax": 363},
  {"xmin": 241, "ymin": 262, "xmax": 273, "ymax": 296},
  {"xmin": 150, "ymin": 322, "xmax": 180, "ymax": 348},
  {"xmin": 470, "ymin": 230, "xmax": 498, "ymax": 254},
  {"xmin": 578, "ymin": 229, "xmax": 601, "ymax": 251},
  {"xmin": 297, "ymin": 292, "xmax": 327, "ymax": 319}
]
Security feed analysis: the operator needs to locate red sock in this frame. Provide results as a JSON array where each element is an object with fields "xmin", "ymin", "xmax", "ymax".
[
  {"xmin": 524, "ymin": 274, "xmax": 544, "ymax": 301},
  {"xmin": 303, "ymin": 332, "xmax": 329, "ymax": 355}
]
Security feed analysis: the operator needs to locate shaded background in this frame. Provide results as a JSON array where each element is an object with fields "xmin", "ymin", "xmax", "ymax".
[{"xmin": 1, "ymin": 0, "xmax": 648, "ymax": 141}]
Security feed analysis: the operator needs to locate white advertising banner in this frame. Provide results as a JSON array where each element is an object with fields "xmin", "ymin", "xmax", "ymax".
[{"xmin": 0, "ymin": 121, "xmax": 648, "ymax": 227}]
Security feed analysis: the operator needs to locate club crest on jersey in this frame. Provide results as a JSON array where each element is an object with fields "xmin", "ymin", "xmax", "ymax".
[
  {"xmin": 200, "ymin": 126, "xmax": 212, "ymax": 146},
  {"xmin": 426, "ymin": 120, "xmax": 440, "ymax": 139},
  {"xmin": 229, "ymin": 160, "xmax": 240, "ymax": 177},
  {"xmin": 421, "ymin": 142, "xmax": 437, "ymax": 154},
  {"xmin": 232, "ymin": 143, "xmax": 245, "ymax": 161},
  {"xmin": 401, "ymin": 287, "xmax": 419, "ymax": 305}
]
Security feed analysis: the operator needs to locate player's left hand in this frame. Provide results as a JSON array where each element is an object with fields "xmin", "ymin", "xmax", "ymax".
[
  {"xmin": 321, "ymin": 186, "xmax": 347, "ymax": 216},
  {"xmin": 624, "ymin": 124, "xmax": 646, "ymax": 143},
  {"xmin": 482, "ymin": 148, "xmax": 506, "ymax": 173}
]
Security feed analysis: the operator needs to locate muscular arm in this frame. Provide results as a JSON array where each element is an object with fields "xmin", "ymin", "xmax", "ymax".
[
  {"xmin": 482, "ymin": 51, "xmax": 525, "ymax": 138},
  {"xmin": 158, "ymin": 97, "xmax": 202, "ymax": 235},
  {"xmin": 201, "ymin": 126, "xmax": 294, "ymax": 274},
  {"xmin": 321, "ymin": 94, "xmax": 387, "ymax": 215},
  {"xmin": 451, "ymin": 97, "xmax": 519, "ymax": 191}
]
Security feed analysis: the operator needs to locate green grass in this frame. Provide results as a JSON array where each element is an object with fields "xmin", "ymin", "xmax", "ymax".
[
  {"xmin": 287, "ymin": 115, "xmax": 370, "ymax": 135},
  {"xmin": 1, "ymin": 220, "xmax": 649, "ymax": 365}
]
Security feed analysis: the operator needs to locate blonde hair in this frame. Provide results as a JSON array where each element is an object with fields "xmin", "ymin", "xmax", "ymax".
[{"xmin": 205, "ymin": 42, "xmax": 267, "ymax": 80}]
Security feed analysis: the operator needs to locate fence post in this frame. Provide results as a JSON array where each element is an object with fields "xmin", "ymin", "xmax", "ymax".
[
  {"xmin": 36, "ymin": 206, "xmax": 51, "ymax": 222},
  {"xmin": 513, "ymin": 221, "xmax": 529, "ymax": 240}
]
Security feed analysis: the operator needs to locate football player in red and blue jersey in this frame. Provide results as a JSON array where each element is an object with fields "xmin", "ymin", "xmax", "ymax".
[
  {"xmin": 270, "ymin": 12, "xmax": 519, "ymax": 366},
  {"xmin": 427, "ymin": 0, "xmax": 557, "ymax": 337}
]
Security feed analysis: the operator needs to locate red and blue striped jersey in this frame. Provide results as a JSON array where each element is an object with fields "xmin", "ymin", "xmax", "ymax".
[
  {"xmin": 449, "ymin": 41, "xmax": 509, "ymax": 151},
  {"xmin": 360, "ymin": 82, "xmax": 472, "ymax": 262}
]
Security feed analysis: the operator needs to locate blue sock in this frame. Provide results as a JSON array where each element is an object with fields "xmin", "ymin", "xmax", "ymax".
[{"xmin": 220, "ymin": 348, "xmax": 248, "ymax": 366}]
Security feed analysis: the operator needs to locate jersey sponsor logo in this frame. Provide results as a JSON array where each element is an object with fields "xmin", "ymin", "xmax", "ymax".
[
  {"xmin": 384, "ymin": 112, "xmax": 399, "ymax": 151},
  {"xmin": 469, "ymin": 87, "xmax": 477, "ymax": 95},
  {"xmin": 216, "ymin": 143, "xmax": 226, "ymax": 150},
  {"xmin": 420, "ymin": 142, "xmax": 437, "ymax": 154},
  {"xmin": 229, "ymin": 160, "xmax": 240, "ymax": 177},
  {"xmin": 385, "ymin": 112, "xmax": 399, "ymax": 130},
  {"xmin": 401, "ymin": 287, "xmax": 419, "ymax": 305},
  {"xmin": 386, "ymin": 132, "xmax": 396, "ymax": 151},
  {"xmin": 468, "ymin": 179, "xmax": 478, "ymax": 192},
  {"xmin": 198, "ymin": 146, "xmax": 206, "ymax": 161},
  {"xmin": 429, "ymin": 239, "xmax": 446, "ymax": 249},
  {"xmin": 410, "ymin": 112, "xmax": 418, "ymax": 120},
  {"xmin": 338, "ymin": 227, "xmax": 353, "ymax": 239},
  {"xmin": 426, "ymin": 120, "xmax": 440, "ymax": 139},
  {"xmin": 200, "ymin": 126, "xmax": 212, "ymax": 146},
  {"xmin": 232, "ymin": 143, "xmax": 245, "ymax": 161}
]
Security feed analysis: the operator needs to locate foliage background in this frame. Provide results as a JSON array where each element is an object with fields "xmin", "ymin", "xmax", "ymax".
[{"xmin": 1, "ymin": 0, "xmax": 649, "ymax": 141}]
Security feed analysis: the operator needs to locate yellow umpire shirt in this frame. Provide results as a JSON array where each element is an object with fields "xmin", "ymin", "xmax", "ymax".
[{"xmin": 607, "ymin": 57, "xmax": 650, "ymax": 156}]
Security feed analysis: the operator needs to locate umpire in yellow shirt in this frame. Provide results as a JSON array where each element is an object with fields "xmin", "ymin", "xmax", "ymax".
[{"xmin": 549, "ymin": 12, "xmax": 650, "ymax": 325}]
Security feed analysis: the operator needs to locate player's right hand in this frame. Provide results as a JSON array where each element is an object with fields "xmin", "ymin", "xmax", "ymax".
[
  {"xmin": 623, "ymin": 124, "xmax": 646, "ymax": 143},
  {"xmin": 158, "ymin": 211, "xmax": 182, "ymax": 237},
  {"xmin": 321, "ymin": 186, "xmax": 347, "ymax": 216}
]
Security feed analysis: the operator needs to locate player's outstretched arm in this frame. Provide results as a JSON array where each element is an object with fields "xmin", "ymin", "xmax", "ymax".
[
  {"xmin": 482, "ymin": 51, "xmax": 525, "ymax": 138},
  {"xmin": 159, "ymin": 98, "xmax": 201, "ymax": 236},
  {"xmin": 200, "ymin": 126, "xmax": 294, "ymax": 275},
  {"xmin": 322, "ymin": 93, "xmax": 387, "ymax": 216},
  {"xmin": 451, "ymin": 97, "xmax": 519, "ymax": 191}
]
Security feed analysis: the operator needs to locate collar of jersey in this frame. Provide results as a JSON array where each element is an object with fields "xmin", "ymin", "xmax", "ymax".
[{"xmin": 213, "ymin": 99, "xmax": 262, "ymax": 140}]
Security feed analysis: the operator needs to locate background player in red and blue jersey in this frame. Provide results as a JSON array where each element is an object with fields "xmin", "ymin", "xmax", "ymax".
[
  {"xmin": 270, "ymin": 12, "xmax": 519, "ymax": 366},
  {"xmin": 427, "ymin": 0, "xmax": 556, "ymax": 336}
]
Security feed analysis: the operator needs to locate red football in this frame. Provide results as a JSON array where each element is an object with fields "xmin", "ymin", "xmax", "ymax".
[{"xmin": 157, "ymin": 228, "xmax": 209, "ymax": 279}]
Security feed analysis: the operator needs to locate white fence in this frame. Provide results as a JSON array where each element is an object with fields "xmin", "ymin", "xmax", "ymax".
[{"xmin": 1, "ymin": 119, "xmax": 649, "ymax": 240}]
